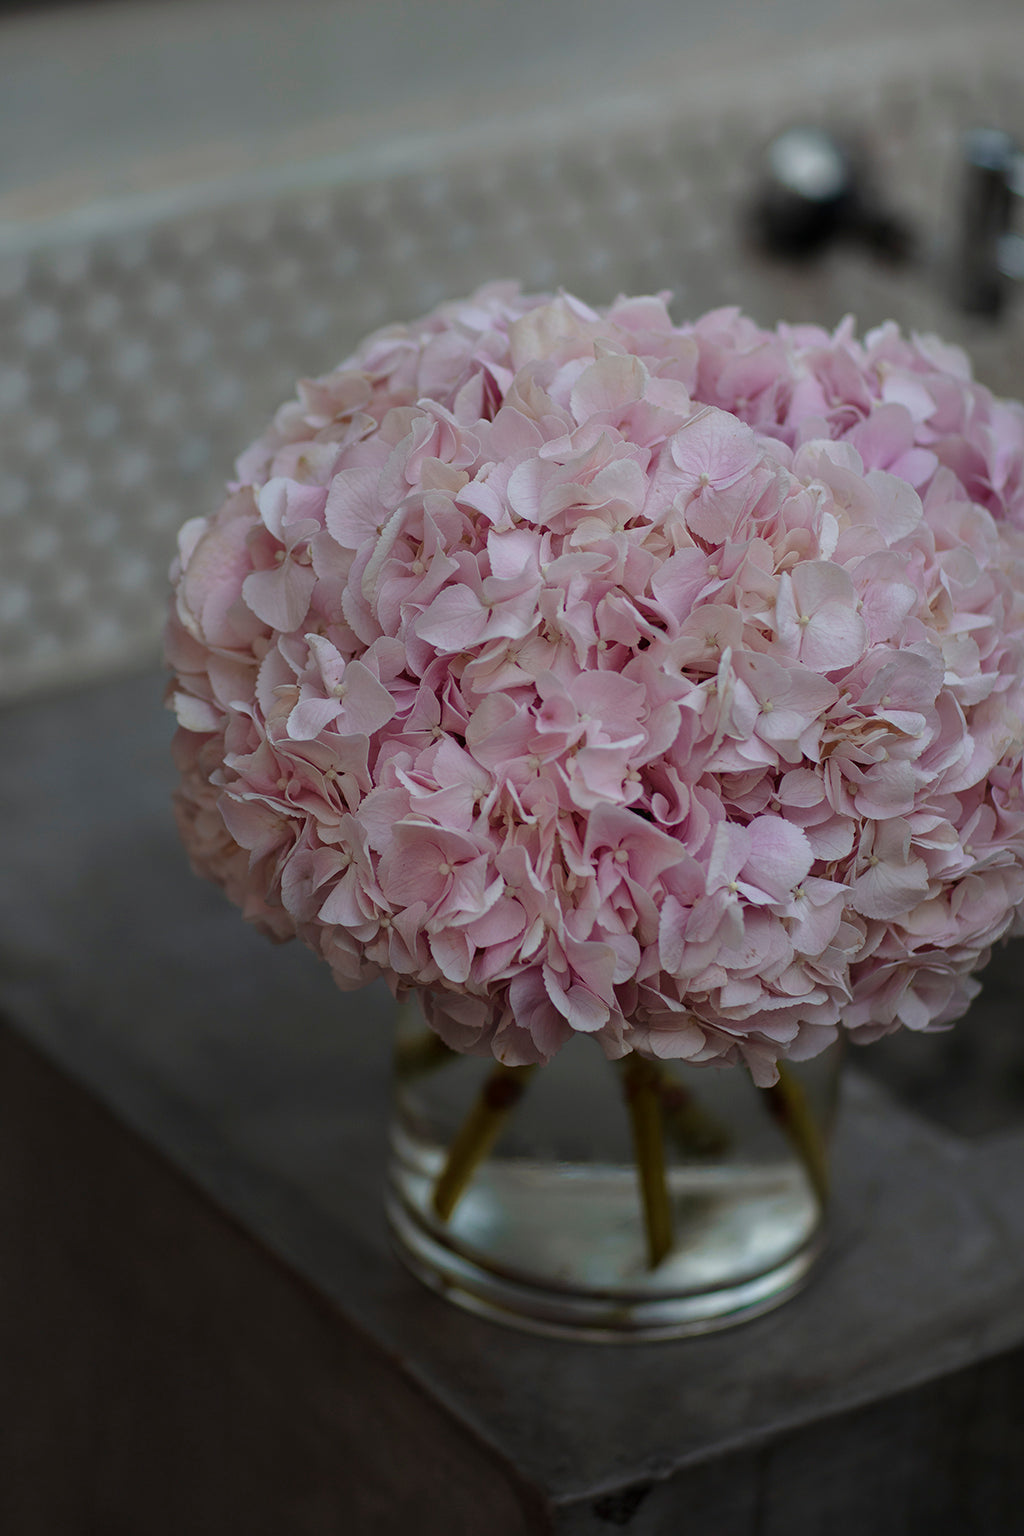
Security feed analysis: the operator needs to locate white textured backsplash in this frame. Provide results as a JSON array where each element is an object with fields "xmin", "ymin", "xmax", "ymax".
[{"xmin": 1, "ymin": 31, "xmax": 1021, "ymax": 701}]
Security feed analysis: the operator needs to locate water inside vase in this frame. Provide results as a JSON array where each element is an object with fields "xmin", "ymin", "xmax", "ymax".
[{"xmin": 388, "ymin": 1021, "xmax": 838, "ymax": 1338}]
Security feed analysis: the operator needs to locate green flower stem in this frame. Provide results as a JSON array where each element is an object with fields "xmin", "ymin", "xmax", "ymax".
[
  {"xmin": 620, "ymin": 1055, "xmax": 675, "ymax": 1270},
  {"xmin": 760, "ymin": 1063, "xmax": 830, "ymax": 1209},
  {"xmin": 431, "ymin": 1063, "xmax": 537, "ymax": 1223},
  {"xmin": 394, "ymin": 1027, "xmax": 457, "ymax": 1083}
]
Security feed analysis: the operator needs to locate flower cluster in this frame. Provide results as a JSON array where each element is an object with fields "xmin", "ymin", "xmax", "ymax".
[{"xmin": 166, "ymin": 285, "xmax": 1024, "ymax": 1082}]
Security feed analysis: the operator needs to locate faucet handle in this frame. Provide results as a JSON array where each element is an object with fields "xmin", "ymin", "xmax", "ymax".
[
  {"xmin": 750, "ymin": 126, "xmax": 912, "ymax": 263},
  {"xmin": 955, "ymin": 127, "xmax": 1024, "ymax": 315}
]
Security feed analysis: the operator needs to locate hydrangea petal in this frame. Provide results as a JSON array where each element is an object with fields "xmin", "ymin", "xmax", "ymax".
[{"xmin": 166, "ymin": 283, "xmax": 1024, "ymax": 1079}]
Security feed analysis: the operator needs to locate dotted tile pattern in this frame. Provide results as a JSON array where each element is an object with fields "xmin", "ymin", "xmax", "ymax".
[{"xmin": 1, "ymin": 58, "xmax": 1022, "ymax": 701}]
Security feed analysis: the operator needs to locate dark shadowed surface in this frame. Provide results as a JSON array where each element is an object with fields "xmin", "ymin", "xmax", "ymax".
[{"xmin": 2, "ymin": 667, "xmax": 1024, "ymax": 1533}]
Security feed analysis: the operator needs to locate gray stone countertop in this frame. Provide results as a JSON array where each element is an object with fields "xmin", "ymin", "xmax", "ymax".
[{"xmin": 2, "ymin": 665, "xmax": 1024, "ymax": 1523}]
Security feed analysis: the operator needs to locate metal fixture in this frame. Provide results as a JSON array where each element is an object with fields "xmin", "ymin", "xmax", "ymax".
[
  {"xmin": 750, "ymin": 125, "xmax": 912, "ymax": 262},
  {"xmin": 955, "ymin": 127, "xmax": 1024, "ymax": 315}
]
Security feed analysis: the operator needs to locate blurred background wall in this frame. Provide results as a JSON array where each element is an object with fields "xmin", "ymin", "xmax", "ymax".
[
  {"xmin": 1, "ymin": 0, "xmax": 1016, "ymax": 223},
  {"xmin": 2, "ymin": 0, "xmax": 1022, "ymax": 707}
]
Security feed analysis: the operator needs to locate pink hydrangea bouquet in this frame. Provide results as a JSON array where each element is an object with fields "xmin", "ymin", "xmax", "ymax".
[{"xmin": 166, "ymin": 285, "xmax": 1024, "ymax": 1098}]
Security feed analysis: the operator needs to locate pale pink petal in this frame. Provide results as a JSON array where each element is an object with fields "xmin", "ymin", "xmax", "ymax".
[
  {"xmin": 415, "ymin": 584, "xmax": 489, "ymax": 649},
  {"xmin": 242, "ymin": 557, "xmax": 315, "ymax": 631}
]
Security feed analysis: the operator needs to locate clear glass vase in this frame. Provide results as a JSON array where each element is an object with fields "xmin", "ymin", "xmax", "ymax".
[{"xmin": 386, "ymin": 999, "xmax": 840, "ymax": 1341}]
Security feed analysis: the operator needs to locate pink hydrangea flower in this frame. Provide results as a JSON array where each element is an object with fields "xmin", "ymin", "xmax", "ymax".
[{"xmin": 166, "ymin": 285, "xmax": 1024, "ymax": 1083}]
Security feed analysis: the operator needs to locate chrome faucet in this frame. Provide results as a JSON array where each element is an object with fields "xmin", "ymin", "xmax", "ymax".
[
  {"xmin": 750, "ymin": 125, "xmax": 913, "ymax": 264},
  {"xmin": 751, "ymin": 123, "xmax": 1024, "ymax": 319},
  {"xmin": 955, "ymin": 128, "xmax": 1024, "ymax": 315}
]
